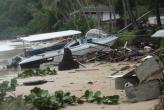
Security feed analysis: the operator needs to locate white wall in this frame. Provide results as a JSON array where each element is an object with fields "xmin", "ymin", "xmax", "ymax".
[
  {"xmin": 101, "ymin": 12, "xmax": 120, "ymax": 21},
  {"xmin": 148, "ymin": 16, "xmax": 164, "ymax": 25}
]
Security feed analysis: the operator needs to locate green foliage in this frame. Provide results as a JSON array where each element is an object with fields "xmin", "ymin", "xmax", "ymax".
[
  {"xmin": 0, "ymin": 79, "xmax": 17, "ymax": 94},
  {"xmin": 18, "ymin": 67, "xmax": 57, "ymax": 78},
  {"xmin": 59, "ymin": 15, "xmax": 96, "ymax": 35},
  {"xmin": 0, "ymin": 96, "xmax": 34, "ymax": 110},
  {"xmin": 102, "ymin": 95, "xmax": 119, "ymax": 105},
  {"xmin": 81, "ymin": 90, "xmax": 119, "ymax": 105},
  {"xmin": 10, "ymin": 79, "xmax": 17, "ymax": 91},
  {"xmin": 0, "ymin": 87, "xmax": 119, "ymax": 110},
  {"xmin": 27, "ymin": 8, "xmax": 57, "ymax": 33},
  {"xmin": 0, "ymin": 79, "xmax": 17, "ymax": 101},
  {"xmin": 24, "ymin": 87, "xmax": 80, "ymax": 110},
  {"xmin": 114, "ymin": 31, "xmax": 136, "ymax": 47},
  {"xmin": 0, "ymin": 0, "xmax": 164, "ymax": 39},
  {"xmin": 24, "ymin": 88, "xmax": 119, "ymax": 110},
  {"xmin": 24, "ymin": 87, "xmax": 56, "ymax": 110}
]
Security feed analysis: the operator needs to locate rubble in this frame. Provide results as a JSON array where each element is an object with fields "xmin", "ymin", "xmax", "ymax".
[
  {"xmin": 115, "ymin": 76, "xmax": 139, "ymax": 90},
  {"xmin": 56, "ymin": 42, "xmax": 163, "ymax": 102},
  {"xmin": 135, "ymin": 55, "xmax": 163, "ymax": 83},
  {"xmin": 125, "ymin": 80, "xmax": 161, "ymax": 102},
  {"xmin": 124, "ymin": 56, "xmax": 164, "ymax": 102},
  {"xmin": 108, "ymin": 55, "xmax": 164, "ymax": 102}
]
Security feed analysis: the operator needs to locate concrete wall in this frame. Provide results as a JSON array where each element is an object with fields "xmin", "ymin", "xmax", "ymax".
[
  {"xmin": 135, "ymin": 56, "xmax": 163, "ymax": 83},
  {"xmin": 125, "ymin": 80, "xmax": 161, "ymax": 102}
]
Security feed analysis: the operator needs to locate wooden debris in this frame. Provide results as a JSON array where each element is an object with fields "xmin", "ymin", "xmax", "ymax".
[
  {"xmin": 68, "ymin": 71, "xmax": 76, "ymax": 73},
  {"xmin": 87, "ymin": 81, "xmax": 94, "ymax": 84},
  {"xmin": 23, "ymin": 80, "xmax": 48, "ymax": 86},
  {"xmin": 120, "ymin": 66, "xmax": 130, "ymax": 71},
  {"xmin": 75, "ymin": 68, "xmax": 99, "ymax": 72},
  {"xmin": 74, "ymin": 59, "xmax": 86, "ymax": 68},
  {"xmin": 110, "ymin": 71, "xmax": 119, "ymax": 76}
]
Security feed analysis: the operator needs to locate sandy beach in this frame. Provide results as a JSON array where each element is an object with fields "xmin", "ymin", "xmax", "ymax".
[{"xmin": 12, "ymin": 62, "xmax": 158, "ymax": 110}]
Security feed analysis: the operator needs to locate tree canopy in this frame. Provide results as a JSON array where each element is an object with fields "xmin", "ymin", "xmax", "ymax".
[{"xmin": 0, "ymin": 0, "xmax": 164, "ymax": 39}]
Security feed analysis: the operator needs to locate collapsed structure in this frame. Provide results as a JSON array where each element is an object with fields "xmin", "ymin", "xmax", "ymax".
[{"xmin": 109, "ymin": 55, "xmax": 164, "ymax": 102}]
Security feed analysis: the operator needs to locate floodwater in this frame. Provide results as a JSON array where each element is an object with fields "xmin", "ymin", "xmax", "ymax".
[{"xmin": 0, "ymin": 40, "xmax": 23, "ymax": 82}]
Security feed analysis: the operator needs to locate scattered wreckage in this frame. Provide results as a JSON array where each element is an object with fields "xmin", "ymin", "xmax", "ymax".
[{"xmin": 108, "ymin": 55, "xmax": 164, "ymax": 102}]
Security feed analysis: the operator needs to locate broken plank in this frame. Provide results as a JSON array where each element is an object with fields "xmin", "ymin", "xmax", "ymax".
[{"xmin": 75, "ymin": 68, "xmax": 99, "ymax": 72}]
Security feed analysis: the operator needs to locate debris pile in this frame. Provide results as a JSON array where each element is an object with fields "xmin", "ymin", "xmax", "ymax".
[
  {"xmin": 125, "ymin": 56, "xmax": 163, "ymax": 102},
  {"xmin": 74, "ymin": 43, "xmax": 157, "ymax": 63},
  {"xmin": 125, "ymin": 55, "xmax": 164, "ymax": 102},
  {"xmin": 108, "ymin": 55, "xmax": 164, "ymax": 102}
]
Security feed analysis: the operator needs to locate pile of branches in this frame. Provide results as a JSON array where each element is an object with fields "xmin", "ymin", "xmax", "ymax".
[{"xmin": 97, "ymin": 49, "xmax": 128, "ymax": 62}]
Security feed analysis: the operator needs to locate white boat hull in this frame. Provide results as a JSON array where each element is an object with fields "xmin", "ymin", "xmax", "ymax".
[{"xmin": 19, "ymin": 36, "xmax": 117, "ymax": 68}]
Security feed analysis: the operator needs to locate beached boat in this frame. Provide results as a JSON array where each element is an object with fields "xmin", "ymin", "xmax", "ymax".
[
  {"xmin": 19, "ymin": 29, "xmax": 118, "ymax": 68},
  {"xmin": 8, "ymin": 30, "xmax": 81, "ymax": 68},
  {"xmin": 19, "ymin": 30, "xmax": 81, "ymax": 50}
]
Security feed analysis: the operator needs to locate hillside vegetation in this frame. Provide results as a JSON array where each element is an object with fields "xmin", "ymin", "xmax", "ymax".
[{"xmin": 0, "ymin": 0, "xmax": 164, "ymax": 39}]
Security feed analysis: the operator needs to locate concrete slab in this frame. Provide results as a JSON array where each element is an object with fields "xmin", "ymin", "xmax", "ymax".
[
  {"xmin": 115, "ymin": 76, "xmax": 139, "ymax": 90},
  {"xmin": 135, "ymin": 56, "xmax": 163, "ymax": 83},
  {"xmin": 125, "ymin": 80, "xmax": 161, "ymax": 102}
]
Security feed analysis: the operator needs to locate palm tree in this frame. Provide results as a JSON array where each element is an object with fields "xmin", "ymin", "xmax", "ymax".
[
  {"xmin": 122, "ymin": 0, "xmax": 127, "ymax": 27},
  {"xmin": 155, "ymin": 0, "xmax": 162, "ymax": 29}
]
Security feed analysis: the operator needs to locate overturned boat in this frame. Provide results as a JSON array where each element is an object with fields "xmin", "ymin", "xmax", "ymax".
[{"xmin": 19, "ymin": 29, "xmax": 118, "ymax": 68}]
